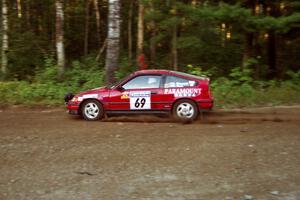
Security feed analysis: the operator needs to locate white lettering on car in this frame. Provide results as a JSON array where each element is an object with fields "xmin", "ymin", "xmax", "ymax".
[
  {"xmin": 78, "ymin": 94, "xmax": 98, "ymax": 101},
  {"xmin": 164, "ymin": 88, "xmax": 202, "ymax": 97}
]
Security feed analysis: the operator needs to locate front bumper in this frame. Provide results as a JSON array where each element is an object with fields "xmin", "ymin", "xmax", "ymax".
[
  {"xmin": 67, "ymin": 102, "xmax": 80, "ymax": 115},
  {"xmin": 69, "ymin": 109, "xmax": 79, "ymax": 115}
]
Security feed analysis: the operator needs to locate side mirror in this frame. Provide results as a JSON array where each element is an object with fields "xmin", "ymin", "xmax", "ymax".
[{"xmin": 116, "ymin": 86, "xmax": 124, "ymax": 91}]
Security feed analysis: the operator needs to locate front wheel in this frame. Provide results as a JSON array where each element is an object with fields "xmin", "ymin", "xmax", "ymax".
[
  {"xmin": 81, "ymin": 100, "xmax": 104, "ymax": 121},
  {"xmin": 173, "ymin": 99, "xmax": 198, "ymax": 122}
]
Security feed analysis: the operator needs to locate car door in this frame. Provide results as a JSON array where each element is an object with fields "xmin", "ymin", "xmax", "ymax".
[{"xmin": 107, "ymin": 74, "xmax": 166, "ymax": 111}]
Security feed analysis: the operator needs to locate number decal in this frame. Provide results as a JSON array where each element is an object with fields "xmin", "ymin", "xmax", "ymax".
[
  {"xmin": 140, "ymin": 98, "xmax": 146, "ymax": 108},
  {"xmin": 134, "ymin": 98, "xmax": 146, "ymax": 108},
  {"xmin": 130, "ymin": 91, "xmax": 151, "ymax": 110},
  {"xmin": 135, "ymin": 98, "xmax": 140, "ymax": 108}
]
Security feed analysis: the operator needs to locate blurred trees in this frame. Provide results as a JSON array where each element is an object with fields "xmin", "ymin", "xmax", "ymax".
[{"xmin": 0, "ymin": 0, "xmax": 299, "ymax": 82}]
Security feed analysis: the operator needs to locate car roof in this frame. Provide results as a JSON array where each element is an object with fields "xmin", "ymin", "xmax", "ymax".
[
  {"xmin": 134, "ymin": 69, "xmax": 208, "ymax": 81},
  {"xmin": 134, "ymin": 69, "xmax": 170, "ymax": 75}
]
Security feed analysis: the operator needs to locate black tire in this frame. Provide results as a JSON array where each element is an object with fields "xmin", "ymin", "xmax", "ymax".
[
  {"xmin": 172, "ymin": 99, "xmax": 198, "ymax": 122},
  {"xmin": 81, "ymin": 100, "xmax": 104, "ymax": 121}
]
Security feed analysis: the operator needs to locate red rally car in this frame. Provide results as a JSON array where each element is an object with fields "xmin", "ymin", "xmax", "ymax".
[{"xmin": 65, "ymin": 70, "xmax": 214, "ymax": 122}]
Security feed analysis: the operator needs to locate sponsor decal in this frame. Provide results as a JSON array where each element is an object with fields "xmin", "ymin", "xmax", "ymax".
[
  {"xmin": 78, "ymin": 94, "xmax": 98, "ymax": 101},
  {"xmin": 164, "ymin": 88, "xmax": 201, "ymax": 97},
  {"xmin": 129, "ymin": 91, "xmax": 151, "ymax": 110},
  {"xmin": 120, "ymin": 92, "xmax": 129, "ymax": 99}
]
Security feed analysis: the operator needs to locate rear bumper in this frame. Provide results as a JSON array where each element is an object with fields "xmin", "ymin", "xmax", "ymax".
[{"xmin": 197, "ymin": 99, "xmax": 214, "ymax": 111}]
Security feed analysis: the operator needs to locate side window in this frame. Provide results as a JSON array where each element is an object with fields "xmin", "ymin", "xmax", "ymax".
[
  {"xmin": 122, "ymin": 75, "xmax": 161, "ymax": 90},
  {"xmin": 164, "ymin": 76, "xmax": 196, "ymax": 88}
]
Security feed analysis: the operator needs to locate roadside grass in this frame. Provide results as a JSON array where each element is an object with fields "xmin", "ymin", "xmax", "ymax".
[{"xmin": 213, "ymin": 81, "xmax": 300, "ymax": 108}]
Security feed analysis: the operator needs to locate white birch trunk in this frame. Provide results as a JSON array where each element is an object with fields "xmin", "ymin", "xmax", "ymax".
[
  {"xmin": 105, "ymin": 0, "xmax": 121, "ymax": 85},
  {"xmin": 56, "ymin": 0, "xmax": 65, "ymax": 78},
  {"xmin": 1, "ymin": 0, "xmax": 8, "ymax": 75}
]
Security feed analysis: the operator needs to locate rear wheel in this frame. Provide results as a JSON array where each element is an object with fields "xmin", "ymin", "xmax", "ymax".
[
  {"xmin": 81, "ymin": 100, "xmax": 104, "ymax": 121},
  {"xmin": 173, "ymin": 99, "xmax": 198, "ymax": 122}
]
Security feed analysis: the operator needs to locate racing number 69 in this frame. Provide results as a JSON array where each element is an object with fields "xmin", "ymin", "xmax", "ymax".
[{"xmin": 135, "ymin": 98, "xmax": 146, "ymax": 108}]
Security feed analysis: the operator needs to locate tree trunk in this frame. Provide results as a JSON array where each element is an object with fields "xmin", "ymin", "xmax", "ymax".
[
  {"xmin": 171, "ymin": 22, "xmax": 178, "ymax": 71},
  {"xmin": 191, "ymin": 0, "xmax": 198, "ymax": 6},
  {"xmin": 137, "ymin": 2, "xmax": 144, "ymax": 69},
  {"xmin": 267, "ymin": 31, "xmax": 277, "ymax": 79},
  {"xmin": 266, "ymin": 2, "xmax": 281, "ymax": 79},
  {"xmin": 1, "ymin": 0, "xmax": 8, "ymax": 76},
  {"xmin": 171, "ymin": 3, "xmax": 178, "ymax": 70},
  {"xmin": 84, "ymin": 0, "xmax": 91, "ymax": 56},
  {"xmin": 254, "ymin": 34, "xmax": 262, "ymax": 79},
  {"xmin": 128, "ymin": 0, "xmax": 134, "ymax": 62},
  {"xmin": 17, "ymin": 0, "xmax": 22, "ymax": 18},
  {"xmin": 242, "ymin": 0, "xmax": 256, "ymax": 68},
  {"xmin": 242, "ymin": 33, "xmax": 254, "ymax": 67},
  {"xmin": 105, "ymin": 0, "xmax": 121, "ymax": 85},
  {"xmin": 25, "ymin": 0, "xmax": 31, "ymax": 28},
  {"xmin": 93, "ymin": 0, "xmax": 101, "ymax": 47},
  {"xmin": 96, "ymin": 38, "xmax": 107, "ymax": 62},
  {"xmin": 276, "ymin": 35, "xmax": 285, "ymax": 79},
  {"xmin": 149, "ymin": 2, "xmax": 156, "ymax": 66},
  {"xmin": 56, "ymin": 0, "xmax": 65, "ymax": 78}
]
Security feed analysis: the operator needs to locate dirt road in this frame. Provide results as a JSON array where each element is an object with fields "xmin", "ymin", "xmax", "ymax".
[{"xmin": 0, "ymin": 106, "xmax": 300, "ymax": 200}]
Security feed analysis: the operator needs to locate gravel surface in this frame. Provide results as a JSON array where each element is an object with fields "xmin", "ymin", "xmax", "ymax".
[{"xmin": 0, "ymin": 106, "xmax": 300, "ymax": 200}]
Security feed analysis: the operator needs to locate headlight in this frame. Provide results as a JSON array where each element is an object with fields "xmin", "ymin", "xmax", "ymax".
[{"xmin": 71, "ymin": 97, "xmax": 78, "ymax": 102}]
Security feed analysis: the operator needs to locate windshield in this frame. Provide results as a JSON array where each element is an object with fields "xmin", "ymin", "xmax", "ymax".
[{"xmin": 109, "ymin": 74, "xmax": 133, "ymax": 89}]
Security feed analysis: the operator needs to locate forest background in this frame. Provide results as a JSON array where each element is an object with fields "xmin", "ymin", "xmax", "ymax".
[{"xmin": 0, "ymin": 0, "xmax": 300, "ymax": 108}]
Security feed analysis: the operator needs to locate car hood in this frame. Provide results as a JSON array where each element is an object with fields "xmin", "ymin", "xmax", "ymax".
[{"xmin": 77, "ymin": 86, "xmax": 109, "ymax": 96}]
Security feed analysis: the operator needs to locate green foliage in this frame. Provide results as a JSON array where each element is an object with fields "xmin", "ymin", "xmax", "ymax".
[
  {"xmin": 7, "ymin": 31, "xmax": 46, "ymax": 80},
  {"xmin": 0, "ymin": 81, "xmax": 67, "ymax": 104},
  {"xmin": 186, "ymin": 64, "xmax": 215, "ymax": 77},
  {"xmin": 0, "ymin": 56, "xmax": 105, "ymax": 105},
  {"xmin": 229, "ymin": 67, "xmax": 253, "ymax": 85},
  {"xmin": 115, "ymin": 57, "xmax": 137, "ymax": 80},
  {"xmin": 212, "ymin": 69, "xmax": 300, "ymax": 108},
  {"xmin": 177, "ymin": 36, "xmax": 202, "ymax": 49},
  {"xmin": 35, "ymin": 56, "xmax": 58, "ymax": 84},
  {"xmin": 286, "ymin": 70, "xmax": 300, "ymax": 84}
]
